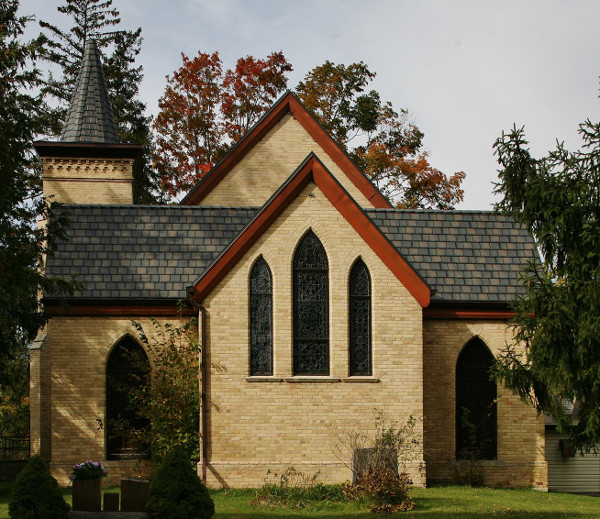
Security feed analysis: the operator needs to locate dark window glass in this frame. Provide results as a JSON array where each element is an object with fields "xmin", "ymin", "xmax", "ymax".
[
  {"xmin": 456, "ymin": 338, "xmax": 497, "ymax": 460},
  {"xmin": 106, "ymin": 337, "xmax": 149, "ymax": 460},
  {"xmin": 293, "ymin": 231, "xmax": 329, "ymax": 375},
  {"xmin": 349, "ymin": 259, "xmax": 371, "ymax": 376},
  {"xmin": 250, "ymin": 257, "xmax": 273, "ymax": 375}
]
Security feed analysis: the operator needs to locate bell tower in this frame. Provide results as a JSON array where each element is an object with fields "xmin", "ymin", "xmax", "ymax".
[{"xmin": 34, "ymin": 39, "xmax": 140, "ymax": 205}]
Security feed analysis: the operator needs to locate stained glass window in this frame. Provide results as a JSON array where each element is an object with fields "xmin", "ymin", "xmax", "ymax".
[
  {"xmin": 349, "ymin": 259, "xmax": 371, "ymax": 376},
  {"xmin": 250, "ymin": 256, "xmax": 273, "ymax": 375},
  {"xmin": 293, "ymin": 231, "xmax": 329, "ymax": 375}
]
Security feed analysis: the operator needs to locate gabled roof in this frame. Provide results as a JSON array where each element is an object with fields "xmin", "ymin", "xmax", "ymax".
[
  {"xmin": 44, "ymin": 205, "xmax": 258, "ymax": 301},
  {"xmin": 44, "ymin": 178, "xmax": 535, "ymax": 309},
  {"xmin": 61, "ymin": 39, "xmax": 119, "ymax": 144},
  {"xmin": 180, "ymin": 92, "xmax": 391, "ymax": 209},
  {"xmin": 188, "ymin": 153, "xmax": 431, "ymax": 307},
  {"xmin": 366, "ymin": 209, "xmax": 536, "ymax": 304}
]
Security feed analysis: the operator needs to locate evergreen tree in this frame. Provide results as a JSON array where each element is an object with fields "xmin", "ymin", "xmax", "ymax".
[
  {"xmin": 0, "ymin": 1, "xmax": 80, "ymax": 358},
  {"xmin": 493, "ymin": 115, "xmax": 600, "ymax": 451},
  {"xmin": 39, "ymin": 0, "xmax": 158, "ymax": 202}
]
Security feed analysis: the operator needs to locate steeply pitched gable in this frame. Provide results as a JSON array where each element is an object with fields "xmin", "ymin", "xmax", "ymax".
[
  {"xmin": 180, "ymin": 92, "xmax": 391, "ymax": 209},
  {"xmin": 188, "ymin": 153, "xmax": 431, "ymax": 307}
]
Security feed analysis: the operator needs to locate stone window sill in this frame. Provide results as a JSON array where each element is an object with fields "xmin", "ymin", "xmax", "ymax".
[
  {"xmin": 244, "ymin": 376, "xmax": 283, "ymax": 383},
  {"xmin": 451, "ymin": 459, "xmax": 506, "ymax": 467},
  {"xmin": 341, "ymin": 376, "xmax": 380, "ymax": 383},
  {"xmin": 283, "ymin": 376, "xmax": 341, "ymax": 383}
]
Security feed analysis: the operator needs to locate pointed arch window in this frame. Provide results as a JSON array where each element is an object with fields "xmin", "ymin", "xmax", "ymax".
[
  {"xmin": 349, "ymin": 259, "xmax": 371, "ymax": 376},
  {"xmin": 293, "ymin": 231, "xmax": 329, "ymax": 375},
  {"xmin": 106, "ymin": 337, "xmax": 150, "ymax": 460},
  {"xmin": 456, "ymin": 338, "xmax": 497, "ymax": 460},
  {"xmin": 250, "ymin": 256, "xmax": 273, "ymax": 375}
]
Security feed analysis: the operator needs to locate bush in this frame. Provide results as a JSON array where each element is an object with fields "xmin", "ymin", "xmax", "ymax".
[
  {"xmin": 8, "ymin": 455, "xmax": 70, "ymax": 519},
  {"xmin": 344, "ymin": 467, "xmax": 413, "ymax": 513},
  {"xmin": 146, "ymin": 446, "xmax": 214, "ymax": 519},
  {"xmin": 337, "ymin": 412, "xmax": 421, "ymax": 513}
]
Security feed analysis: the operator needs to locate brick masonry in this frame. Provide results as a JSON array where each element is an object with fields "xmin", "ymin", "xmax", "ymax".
[
  {"xmin": 423, "ymin": 319, "xmax": 547, "ymax": 489},
  {"xmin": 199, "ymin": 114, "xmax": 372, "ymax": 208},
  {"xmin": 200, "ymin": 182, "xmax": 425, "ymax": 487},
  {"xmin": 41, "ymin": 156, "xmax": 134, "ymax": 205},
  {"xmin": 30, "ymin": 317, "xmax": 187, "ymax": 485}
]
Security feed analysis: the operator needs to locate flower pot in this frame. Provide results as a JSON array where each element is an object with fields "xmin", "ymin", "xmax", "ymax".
[{"xmin": 72, "ymin": 478, "xmax": 102, "ymax": 511}]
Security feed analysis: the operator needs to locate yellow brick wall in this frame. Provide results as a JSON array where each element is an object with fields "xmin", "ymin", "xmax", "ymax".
[
  {"xmin": 200, "ymin": 182, "xmax": 425, "ymax": 487},
  {"xmin": 423, "ymin": 320, "xmax": 548, "ymax": 489},
  {"xmin": 41, "ymin": 156, "xmax": 133, "ymax": 204},
  {"xmin": 199, "ymin": 114, "xmax": 372, "ymax": 208},
  {"xmin": 30, "ymin": 316, "xmax": 188, "ymax": 485}
]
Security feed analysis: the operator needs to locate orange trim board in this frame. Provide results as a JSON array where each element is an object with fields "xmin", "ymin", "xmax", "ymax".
[
  {"xmin": 44, "ymin": 304, "xmax": 194, "ymax": 317},
  {"xmin": 181, "ymin": 92, "xmax": 390, "ymax": 209},
  {"xmin": 190, "ymin": 155, "xmax": 431, "ymax": 307},
  {"xmin": 423, "ymin": 308, "xmax": 514, "ymax": 320}
]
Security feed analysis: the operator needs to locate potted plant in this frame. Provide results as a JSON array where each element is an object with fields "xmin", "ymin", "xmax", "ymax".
[{"xmin": 69, "ymin": 460, "xmax": 109, "ymax": 511}]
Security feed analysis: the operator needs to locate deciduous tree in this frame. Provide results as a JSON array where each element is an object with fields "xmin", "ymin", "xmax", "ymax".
[
  {"xmin": 296, "ymin": 61, "xmax": 465, "ymax": 209},
  {"xmin": 493, "ymin": 117, "xmax": 600, "ymax": 451},
  {"xmin": 153, "ymin": 51, "xmax": 224, "ymax": 198},
  {"xmin": 153, "ymin": 51, "xmax": 292, "ymax": 199},
  {"xmin": 221, "ymin": 52, "xmax": 293, "ymax": 141}
]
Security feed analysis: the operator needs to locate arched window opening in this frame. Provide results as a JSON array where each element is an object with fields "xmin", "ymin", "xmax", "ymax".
[
  {"xmin": 293, "ymin": 231, "xmax": 329, "ymax": 375},
  {"xmin": 456, "ymin": 338, "xmax": 497, "ymax": 460},
  {"xmin": 250, "ymin": 256, "xmax": 273, "ymax": 375},
  {"xmin": 106, "ymin": 337, "xmax": 150, "ymax": 460},
  {"xmin": 349, "ymin": 259, "xmax": 371, "ymax": 376}
]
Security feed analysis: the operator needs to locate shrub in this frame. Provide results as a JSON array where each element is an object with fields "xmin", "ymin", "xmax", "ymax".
[
  {"xmin": 146, "ymin": 446, "xmax": 214, "ymax": 519},
  {"xmin": 127, "ymin": 318, "xmax": 201, "ymax": 465},
  {"xmin": 337, "ymin": 412, "xmax": 421, "ymax": 513},
  {"xmin": 9, "ymin": 455, "xmax": 70, "ymax": 519},
  {"xmin": 343, "ymin": 467, "xmax": 413, "ymax": 513}
]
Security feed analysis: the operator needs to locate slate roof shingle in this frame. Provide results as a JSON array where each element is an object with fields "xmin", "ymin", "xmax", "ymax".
[
  {"xmin": 45, "ymin": 205, "xmax": 258, "ymax": 301},
  {"xmin": 45, "ymin": 206, "xmax": 536, "ymax": 305},
  {"xmin": 61, "ymin": 40, "xmax": 119, "ymax": 144},
  {"xmin": 365, "ymin": 209, "xmax": 536, "ymax": 303}
]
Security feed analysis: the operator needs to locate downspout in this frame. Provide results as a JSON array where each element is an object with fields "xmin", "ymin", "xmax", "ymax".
[{"xmin": 187, "ymin": 288, "xmax": 208, "ymax": 485}]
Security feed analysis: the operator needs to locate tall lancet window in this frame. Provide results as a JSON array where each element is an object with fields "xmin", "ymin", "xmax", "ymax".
[
  {"xmin": 349, "ymin": 259, "xmax": 371, "ymax": 376},
  {"xmin": 293, "ymin": 231, "xmax": 329, "ymax": 375},
  {"xmin": 456, "ymin": 338, "xmax": 497, "ymax": 460},
  {"xmin": 249, "ymin": 256, "xmax": 273, "ymax": 375},
  {"xmin": 106, "ymin": 337, "xmax": 149, "ymax": 459}
]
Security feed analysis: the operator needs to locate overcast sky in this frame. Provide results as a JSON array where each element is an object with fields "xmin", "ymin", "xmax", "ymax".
[{"xmin": 19, "ymin": 0, "xmax": 600, "ymax": 209}]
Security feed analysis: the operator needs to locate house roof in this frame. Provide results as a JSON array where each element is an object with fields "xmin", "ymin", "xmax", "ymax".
[
  {"xmin": 180, "ymin": 91, "xmax": 390, "ymax": 209},
  {"xmin": 45, "ymin": 205, "xmax": 258, "ymax": 301},
  {"xmin": 61, "ymin": 39, "xmax": 119, "ymax": 144},
  {"xmin": 44, "ymin": 202, "xmax": 535, "ymax": 308},
  {"xmin": 366, "ymin": 209, "xmax": 535, "ymax": 304}
]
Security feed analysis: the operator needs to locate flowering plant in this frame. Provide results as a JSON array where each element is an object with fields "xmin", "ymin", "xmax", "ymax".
[{"xmin": 69, "ymin": 460, "xmax": 109, "ymax": 481}]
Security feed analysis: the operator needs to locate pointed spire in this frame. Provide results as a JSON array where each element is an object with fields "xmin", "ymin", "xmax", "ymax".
[{"xmin": 61, "ymin": 39, "xmax": 119, "ymax": 144}]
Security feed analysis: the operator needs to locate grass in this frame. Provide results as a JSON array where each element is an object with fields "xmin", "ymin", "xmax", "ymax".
[
  {"xmin": 210, "ymin": 485, "xmax": 600, "ymax": 518},
  {"xmin": 0, "ymin": 482, "xmax": 598, "ymax": 518}
]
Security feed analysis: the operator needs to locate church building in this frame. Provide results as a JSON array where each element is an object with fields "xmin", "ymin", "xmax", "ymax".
[{"xmin": 30, "ymin": 40, "xmax": 548, "ymax": 489}]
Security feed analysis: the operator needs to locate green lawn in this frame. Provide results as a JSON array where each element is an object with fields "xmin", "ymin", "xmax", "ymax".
[
  {"xmin": 0, "ymin": 483, "xmax": 598, "ymax": 518},
  {"xmin": 211, "ymin": 486, "xmax": 600, "ymax": 518}
]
